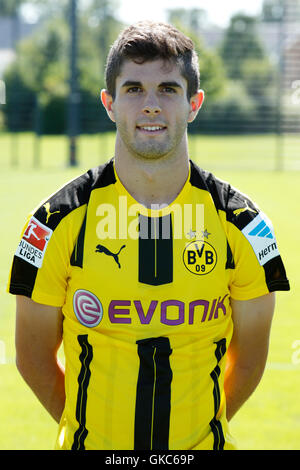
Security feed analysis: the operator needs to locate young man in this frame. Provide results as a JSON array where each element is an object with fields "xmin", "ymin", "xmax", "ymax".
[{"xmin": 8, "ymin": 21, "xmax": 290, "ymax": 450}]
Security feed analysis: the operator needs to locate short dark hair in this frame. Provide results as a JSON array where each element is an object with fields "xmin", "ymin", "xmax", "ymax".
[{"xmin": 105, "ymin": 21, "xmax": 200, "ymax": 100}]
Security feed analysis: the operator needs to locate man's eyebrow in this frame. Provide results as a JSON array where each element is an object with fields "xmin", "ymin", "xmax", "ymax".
[
  {"xmin": 120, "ymin": 80, "xmax": 183, "ymax": 89},
  {"xmin": 121, "ymin": 80, "xmax": 142, "ymax": 88},
  {"xmin": 159, "ymin": 81, "xmax": 183, "ymax": 89}
]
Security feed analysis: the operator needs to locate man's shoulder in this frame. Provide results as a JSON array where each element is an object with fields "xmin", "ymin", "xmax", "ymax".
[
  {"xmin": 32, "ymin": 159, "xmax": 116, "ymax": 230},
  {"xmin": 189, "ymin": 159, "xmax": 260, "ymax": 229}
]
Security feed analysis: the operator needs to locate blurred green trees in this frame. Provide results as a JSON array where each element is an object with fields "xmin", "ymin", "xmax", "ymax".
[
  {"xmin": 166, "ymin": 9, "xmax": 277, "ymax": 134},
  {"xmin": 1, "ymin": 3, "xmax": 278, "ymax": 134},
  {"xmin": 216, "ymin": 13, "xmax": 277, "ymax": 133},
  {"xmin": 3, "ymin": 0, "xmax": 123, "ymax": 133}
]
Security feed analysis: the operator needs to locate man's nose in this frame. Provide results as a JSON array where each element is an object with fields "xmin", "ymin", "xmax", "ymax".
[{"xmin": 142, "ymin": 93, "xmax": 161, "ymax": 115}]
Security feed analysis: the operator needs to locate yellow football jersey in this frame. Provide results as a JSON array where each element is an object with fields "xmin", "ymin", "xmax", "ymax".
[{"xmin": 8, "ymin": 159, "xmax": 290, "ymax": 450}]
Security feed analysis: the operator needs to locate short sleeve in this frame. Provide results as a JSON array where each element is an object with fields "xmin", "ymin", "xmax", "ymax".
[
  {"xmin": 7, "ymin": 211, "xmax": 72, "ymax": 306},
  {"xmin": 187, "ymin": 164, "xmax": 290, "ymax": 301},
  {"xmin": 226, "ymin": 198, "xmax": 290, "ymax": 300},
  {"xmin": 7, "ymin": 198, "xmax": 87, "ymax": 308},
  {"xmin": 7, "ymin": 169, "xmax": 98, "ymax": 307}
]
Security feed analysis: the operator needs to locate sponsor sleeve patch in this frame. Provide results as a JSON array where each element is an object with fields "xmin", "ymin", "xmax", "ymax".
[
  {"xmin": 241, "ymin": 212, "xmax": 280, "ymax": 266},
  {"xmin": 15, "ymin": 216, "xmax": 53, "ymax": 268}
]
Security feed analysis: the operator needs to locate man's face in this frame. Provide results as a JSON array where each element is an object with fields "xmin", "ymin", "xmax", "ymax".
[{"xmin": 102, "ymin": 59, "xmax": 202, "ymax": 161}]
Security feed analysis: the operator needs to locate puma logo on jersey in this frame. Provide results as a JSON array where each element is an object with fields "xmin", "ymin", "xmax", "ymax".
[
  {"xmin": 44, "ymin": 203, "xmax": 60, "ymax": 223},
  {"xmin": 233, "ymin": 202, "xmax": 257, "ymax": 217},
  {"xmin": 95, "ymin": 244, "xmax": 126, "ymax": 268}
]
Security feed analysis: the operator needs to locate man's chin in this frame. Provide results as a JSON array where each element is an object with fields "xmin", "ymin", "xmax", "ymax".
[{"xmin": 130, "ymin": 143, "xmax": 173, "ymax": 161}]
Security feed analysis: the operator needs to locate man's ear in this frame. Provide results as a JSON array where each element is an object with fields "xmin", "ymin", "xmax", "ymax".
[
  {"xmin": 100, "ymin": 89, "xmax": 115, "ymax": 122},
  {"xmin": 188, "ymin": 89, "xmax": 205, "ymax": 123}
]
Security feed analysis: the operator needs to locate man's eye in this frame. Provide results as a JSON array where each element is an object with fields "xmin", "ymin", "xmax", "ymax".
[
  {"xmin": 161, "ymin": 87, "xmax": 176, "ymax": 93},
  {"xmin": 127, "ymin": 87, "xmax": 142, "ymax": 93}
]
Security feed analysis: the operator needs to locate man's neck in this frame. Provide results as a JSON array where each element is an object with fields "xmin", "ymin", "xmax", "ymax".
[{"xmin": 114, "ymin": 140, "xmax": 190, "ymax": 208}]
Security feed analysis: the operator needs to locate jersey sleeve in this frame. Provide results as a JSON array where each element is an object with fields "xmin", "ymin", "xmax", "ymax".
[
  {"xmin": 225, "ymin": 186, "xmax": 290, "ymax": 300},
  {"xmin": 7, "ymin": 164, "xmax": 114, "ymax": 307},
  {"xmin": 7, "ymin": 191, "xmax": 88, "ymax": 307}
]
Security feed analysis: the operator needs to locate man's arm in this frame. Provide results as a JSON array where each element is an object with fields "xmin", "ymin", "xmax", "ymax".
[
  {"xmin": 15, "ymin": 295, "xmax": 65, "ymax": 423},
  {"xmin": 224, "ymin": 292, "xmax": 275, "ymax": 422}
]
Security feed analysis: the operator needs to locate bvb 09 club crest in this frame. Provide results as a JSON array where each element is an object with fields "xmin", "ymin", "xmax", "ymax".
[{"xmin": 183, "ymin": 240, "xmax": 217, "ymax": 275}]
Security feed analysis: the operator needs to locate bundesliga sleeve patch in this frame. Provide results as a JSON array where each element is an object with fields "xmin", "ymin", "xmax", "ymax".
[
  {"xmin": 15, "ymin": 216, "xmax": 53, "ymax": 268},
  {"xmin": 241, "ymin": 212, "xmax": 280, "ymax": 266}
]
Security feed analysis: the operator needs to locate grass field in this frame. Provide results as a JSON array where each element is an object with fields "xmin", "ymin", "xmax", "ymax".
[
  {"xmin": 0, "ymin": 132, "xmax": 299, "ymax": 450},
  {"xmin": 1, "ymin": 131, "xmax": 300, "ymax": 171}
]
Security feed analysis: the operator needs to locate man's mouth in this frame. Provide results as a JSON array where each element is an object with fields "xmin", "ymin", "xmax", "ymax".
[{"xmin": 136, "ymin": 124, "xmax": 167, "ymax": 134}]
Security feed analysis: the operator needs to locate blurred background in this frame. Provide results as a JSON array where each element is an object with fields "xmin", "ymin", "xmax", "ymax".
[
  {"xmin": 0, "ymin": 0, "xmax": 300, "ymax": 450},
  {"xmin": 0, "ymin": 0, "xmax": 299, "ymax": 170}
]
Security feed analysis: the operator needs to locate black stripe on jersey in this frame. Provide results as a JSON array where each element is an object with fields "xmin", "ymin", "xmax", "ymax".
[
  {"xmin": 134, "ymin": 337, "xmax": 173, "ymax": 450},
  {"xmin": 138, "ymin": 215, "xmax": 173, "ymax": 285},
  {"xmin": 209, "ymin": 338, "xmax": 226, "ymax": 450},
  {"xmin": 70, "ymin": 211, "xmax": 87, "ymax": 268},
  {"xmin": 226, "ymin": 240, "xmax": 235, "ymax": 270},
  {"xmin": 72, "ymin": 335, "xmax": 93, "ymax": 450},
  {"xmin": 210, "ymin": 417, "xmax": 225, "ymax": 450}
]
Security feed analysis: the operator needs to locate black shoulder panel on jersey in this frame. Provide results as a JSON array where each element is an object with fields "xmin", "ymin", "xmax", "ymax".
[
  {"xmin": 8, "ymin": 159, "xmax": 116, "ymax": 297},
  {"xmin": 189, "ymin": 159, "xmax": 259, "ymax": 231},
  {"xmin": 33, "ymin": 159, "xmax": 116, "ymax": 231},
  {"xmin": 189, "ymin": 160, "xmax": 231, "ymax": 212},
  {"xmin": 225, "ymin": 185, "xmax": 260, "ymax": 231},
  {"xmin": 189, "ymin": 161, "xmax": 290, "ymax": 291},
  {"xmin": 190, "ymin": 160, "xmax": 261, "ymax": 270},
  {"xmin": 92, "ymin": 157, "xmax": 116, "ymax": 190}
]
